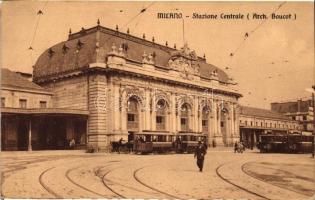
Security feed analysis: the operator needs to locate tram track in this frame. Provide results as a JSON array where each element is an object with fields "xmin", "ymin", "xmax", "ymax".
[
  {"xmin": 65, "ymin": 166, "xmax": 106, "ymax": 197},
  {"xmin": 215, "ymin": 162, "xmax": 271, "ymax": 200},
  {"xmin": 241, "ymin": 162, "xmax": 313, "ymax": 197},
  {"xmin": 95, "ymin": 163, "xmax": 182, "ymax": 199},
  {"xmin": 100, "ymin": 167, "xmax": 127, "ymax": 198},
  {"xmin": 133, "ymin": 166, "xmax": 182, "ymax": 199},
  {"xmin": 38, "ymin": 167, "xmax": 63, "ymax": 198}
]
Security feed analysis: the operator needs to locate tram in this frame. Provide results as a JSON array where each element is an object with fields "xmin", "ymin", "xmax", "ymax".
[
  {"xmin": 133, "ymin": 132, "xmax": 208, "ymax": 154},
  {"xmin": 133, "ymin": 131, "xmax": 175, "ymax": 154},
  {"xmin": 175, "ymin": 132, "xmax": 208, "ymax": 153},
  {"xmin": 258, "ymin": 133, "xmax": 314, "ymax": 153}
]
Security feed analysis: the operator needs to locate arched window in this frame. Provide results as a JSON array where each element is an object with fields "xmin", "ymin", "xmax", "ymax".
[
  {"xmin": 156, "ymin": 99, "xmax": 167, "ymax": 131},
  {"xmin": 202, "ymin": 106, "xmax": 210, "ymax": 133},
  {"xmin": 127, "ymin": 97, "xmax": 139, "ymax": 130},
  {"xmin": 180, "ymin": 103, "xmax": 191, "ymax": 131}
]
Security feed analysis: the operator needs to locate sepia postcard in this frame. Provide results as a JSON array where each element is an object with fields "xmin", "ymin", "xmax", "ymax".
[{"xmin": 1, "ymin": 1, "xmax": 314, "ymax": 199}]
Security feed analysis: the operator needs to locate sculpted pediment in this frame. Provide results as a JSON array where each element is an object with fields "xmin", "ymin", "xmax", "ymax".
[{"xmin": 168, "ymin": 43, "xmax": 200, "ymax": 79}]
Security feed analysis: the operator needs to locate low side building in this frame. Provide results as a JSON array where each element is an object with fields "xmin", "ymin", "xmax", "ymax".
[
  {"xmin": 271, "ymin": 99, "xmax": 314, "ymax": 133},
  {"xmin": 239, "ymin": 106, "xmax": 301, "ymax": 149},
  {"xmin": 1, "ymin": 68, "xmax": 88, "ymax": 151}
]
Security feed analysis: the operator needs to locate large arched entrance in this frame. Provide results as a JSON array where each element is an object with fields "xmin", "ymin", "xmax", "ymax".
[
  {"xmin": 180, "ymin": 103, "xmax": 191, "ymax": 132},
  {"xmin": 156, "ymin": 99, "xmax": 168, "ymax": 131},
  {"xmin": 127, "ymin": 96, "xmax": 140, "ymax": 141},
  {"xmin": 220, "ymin": 107, "xmax": 229, "ymax": 145},
  {"xmin": 202, "ymin": 106, "xmax": 210, "ymax": 134}
]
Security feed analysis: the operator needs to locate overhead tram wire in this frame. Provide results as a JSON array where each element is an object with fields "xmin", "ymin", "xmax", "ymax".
[
  {"xmin": 28, "ymin": 1, "xmax": 49, "ymax": 69},
  {"xmin": 29, "ymin": 1, "xmax": 48, "ymax": 50},
  {"xmin": 102, "ymin": 2, "xmax": 156, "ymax": 44},
  {"xmin": 229, "ymin": 1, "xmax": 287, "ymax": 58}
]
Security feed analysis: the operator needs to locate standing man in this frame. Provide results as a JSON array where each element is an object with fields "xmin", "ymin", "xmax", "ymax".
[
  {"xmin": 194, "ymin": 141, "xmax": 207, "ymax": 172},
  {"xmin": 234, "ymin": 141, "xmax": 238, "ymax": 153}
]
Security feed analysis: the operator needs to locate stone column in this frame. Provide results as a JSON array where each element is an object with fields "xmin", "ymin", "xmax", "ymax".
[
  {"xmin": 121, "ymin": 92, "xmax": 127, "ymax": 133},
  {"xmin": 151, "ymin": 93, "xmax": 156, "ymax": 131},
  {"xmin": 145, "ymin": 90, "xmax": 151, "ymax": 130},
  {"xmin": 112, "ymin": 85, "xmax": 121, "ymax": 132},
  {"xmin": 28, "ymin": 119, "xmax": 32, "ymax": 152},
  {"xmin": 88, "ymin": 74, "xmax": 108, "ymax": 151},
  {"xmin": 193, "ymin": 97, "xmax": 198, "ymax": 132}
]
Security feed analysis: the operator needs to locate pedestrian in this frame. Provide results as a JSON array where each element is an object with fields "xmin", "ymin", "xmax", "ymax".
[
  {"xmin": 69, "ymin": 138, "xmax": 75, "ymax": 150},
  {"xmin": 234, "ymin": 141, "xmax": 238, "ymax": 153},
  {"xmin": 194, "ymin": 141, "xmax": 207, "ymax": 172}
]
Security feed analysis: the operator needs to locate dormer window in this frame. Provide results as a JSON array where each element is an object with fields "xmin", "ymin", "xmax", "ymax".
[
  {"xmin": 62, "ymin": 44, "xmax": 69, "ymax": 54},
  {"xmin": 76, "ymin": 39, "xmax": 84, "ymax": 50},
  {"xmin": 48, "ymin": 48, "xmax": 55, "ymax": 58}
]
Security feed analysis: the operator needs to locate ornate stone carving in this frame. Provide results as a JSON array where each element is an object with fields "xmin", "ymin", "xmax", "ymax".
[
  {"xmin": 106, "ymin": 43, "xmax": 126, "ymax": 65},
  {"xmin": 168, "ymin": 43, "xmax": 200, "ymax": 79},
  {"xmin": 121, "ymin": 87, "xmax": 146, "ymax": 110},
  {"xmin": 142, "ymin": 51, "xmax": 154, "ymax": 65},
  {"xmin": 154, "ymin": 91, "xmax": 171, "ymax": 109},
  {"xmin": 177, "ymin": 95, "xmax": 194, "ymax": 111}
]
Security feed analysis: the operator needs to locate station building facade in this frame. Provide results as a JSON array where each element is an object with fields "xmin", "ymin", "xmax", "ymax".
[
  {"xmin": 31, "ymin": 24, "xmax": 242, "ymax": 151},
  {"xmin": 239, "ymin": 106, "xmax": 301, "ymax": 149}
]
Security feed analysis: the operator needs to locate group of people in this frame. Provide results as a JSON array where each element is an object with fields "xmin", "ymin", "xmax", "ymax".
[{"xmin": 234, "ymin": 141, "xmax": 245, "ymax": 153}]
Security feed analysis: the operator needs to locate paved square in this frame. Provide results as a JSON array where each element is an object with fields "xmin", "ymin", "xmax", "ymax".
[{"xmin": 1, "ymin": 149, "xmax": 314, "ymax": 199}]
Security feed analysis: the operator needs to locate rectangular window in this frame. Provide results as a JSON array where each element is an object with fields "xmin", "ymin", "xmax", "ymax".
[
  {"xmin": 221, "ymin": 121, "xmax": 224, "ymax": 127},
  {"xmin": 1, "ymin": 97, "xmax": 5, "ymax": 107},
  {"xmin": 250, "ymin": 121, "xmax": 253, "ymax": 126},
  {"xmin": 202, "ymin": 120, "xmax": 207, "ymax": 126},
  {"xmin": 40, "ymin": 101, "xmax": 47, "ymax": 108},
  {"xmin": 181, "ymin": 118, "xmax": 187, "ymax": 125},
  {"xmin": 292, "ymin": 116, "xmax": 296, "ymax": 120},
  {"xmin": 261, "ymin": 122, "xmax": 263, "ymax": 126},
  {"xmin": 256, "ymin": 122, "xmax": 258, "ymax": 126},
  {"xmin": 19, "ymin": 99, "xmax": 27, "ymax": 108},
  {"xmin": 156, "ymin": 116, "xmax": 163, "ymax": 124},
  {"xmin": 128, "ymin": 114, "xmax": 135, "ymax": 122},
  {"xmin": 303, "ymin": 116, "xmax": 307, "ymax": 121}
]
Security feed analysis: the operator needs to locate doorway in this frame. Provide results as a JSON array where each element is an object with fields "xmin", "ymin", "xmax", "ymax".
[{"xmin": 17, "ymin": 120, "xmax": 28, "ymax": 151}]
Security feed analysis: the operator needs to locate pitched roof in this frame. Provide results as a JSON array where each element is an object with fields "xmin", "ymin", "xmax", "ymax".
[
  {"xmin": 34, "ymin": 25, "xmax": 229, "ymax": 83},
  {"xmin": 239, "ymin": 106, "xmax": 291, "ymax": 120},
  {"xmin": 1, "ymin": 68, "xmax": 47, "ymax": 92},
  {"xmin": 271, "ymin": 100, "xmax": 312, "ymax": 113}
]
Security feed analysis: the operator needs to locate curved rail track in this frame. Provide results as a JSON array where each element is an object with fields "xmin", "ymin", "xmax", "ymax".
[
  {"xmin": 38, "ymin": 167, "xmax": 63, "ymax": 198},
  {"xmin": 100, "ymin": 168, "xmax": 127, "ymax": 198},
  {"xmin": 133, "ymin": 166, "xmax": 182, "ymax": 199},
  {"xmin": 241, "ymin": 162, "xmax": 313, "ymax": 197},
  {"xmin": 215, "ymin": 163, "xmax": 271, "ymax": 200},
  {"xmin": 65, "ymin": 167, "xmax": 105, "ymax": 197}
]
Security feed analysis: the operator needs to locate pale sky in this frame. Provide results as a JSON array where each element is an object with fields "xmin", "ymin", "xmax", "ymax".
[{"xmin": 1, "ymin": 1, "xmax": 314, "ymax": 109}]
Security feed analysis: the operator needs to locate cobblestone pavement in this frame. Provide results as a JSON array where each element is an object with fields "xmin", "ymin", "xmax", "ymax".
[{"xmin": 1, "ymin": 149, "xmax": 314, "ymax": 199}]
